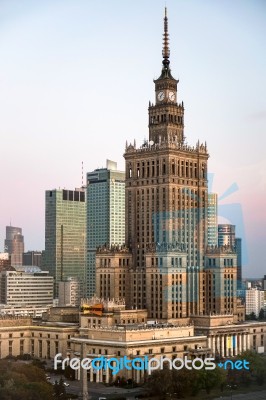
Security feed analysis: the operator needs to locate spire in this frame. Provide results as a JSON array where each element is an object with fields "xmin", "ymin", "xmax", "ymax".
[{"xmin": 162, "ymin": 7, "xmax": 170, "ymax": 69}]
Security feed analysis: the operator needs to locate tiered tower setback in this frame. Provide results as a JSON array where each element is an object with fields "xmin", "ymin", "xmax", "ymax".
[{"xmin": 124, "ymin": 9, "xmax": 209, "ymax": 316}]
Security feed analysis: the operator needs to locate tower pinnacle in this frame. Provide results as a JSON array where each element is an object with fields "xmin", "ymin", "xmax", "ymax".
[{"xmin": 162, "ymin": 7, "xmax": 170, "ymax": 68}]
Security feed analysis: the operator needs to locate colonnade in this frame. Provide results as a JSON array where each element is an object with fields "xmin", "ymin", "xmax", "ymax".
[{"xmin": 208, "ymin": 332, "xmax": 250, "ymax": 357}]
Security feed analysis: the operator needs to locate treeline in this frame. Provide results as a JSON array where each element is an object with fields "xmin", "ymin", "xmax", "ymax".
[{"xmin": 146, "ymin": 350, "xmax": 266, "ymax": 398}]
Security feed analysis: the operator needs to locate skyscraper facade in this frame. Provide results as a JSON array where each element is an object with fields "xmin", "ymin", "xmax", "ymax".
[
  {"xmin": 44, "ymin": 188, "xmax": 86, "ymax": 296},
  {"xmin": 23, "ymin": 250, "xmax": 43, "ymax": 267},
  {"xmin": 124, "ymin": 9, "xmax": 208, "ymax": 316},
  {"xmin": 218, "ymin": 224, "xmax": 236, "ymax": 247},
  {"xmin": 207, "ymin": 193, "xmax": 218, "ymax": 247},
  {"xmin": 86, "ymin": 160, "xmax": 125, "ymax": 297},
  {"xmin": 4, "ymin": 226, "xmax": 24, "ymax": 267},
  {"xmin": 95, "ymin": 9, "xmax": 237, "ymax": 321},
  {"xmin": 235, "ymin": 237, "xmax": 242, "ymax": 285}
]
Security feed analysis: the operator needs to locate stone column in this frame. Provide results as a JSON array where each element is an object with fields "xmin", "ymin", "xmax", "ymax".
[
  {"xmin": 136, "ymin": 364, "xmax": 140, "ymax": 383},
  {"xmin": 243, "ymin": 334, "xmax": 247, "ymax": 351},
  {"xmin": 217, "ymin": 335, "xmax": 220, "ymax": 356},
  {"xmin": 106, "ymin": 365, "xmax": 109, "ymax": 384},
  {"xmin": 90, "ymin": 367, "xmax": 93, "ymax": 382},
  {"xmin": 247, "ymin": 333, "xmax": 250, "ymax": 350},
  {"xmin": 99, "ymin": 365, "xmax": 102, "ymax": 383},
  {"xmin": 221, "ymin": 335, "xmax": 225, "ymax": 357},
  {"xmin": 96, "ymin": 363, "xmax": 100, "ymax": 383},
  {"xmin": 225, "ymin": 335, "xmax": 229, "ymax": 357},
  {"xmin": 212, "ymin": 336, "xmax": 215, "ymax": 356},
  {"xmin": 239, "ymin": 333, "xmax": 242, "ymax": 354},
  {"xmin": 234, "ymin": 334, "xmax": 238, "ymax": 356},
  {"xmin": 207, "ymin": 336, "xmax": 211, "ymax": 350}
]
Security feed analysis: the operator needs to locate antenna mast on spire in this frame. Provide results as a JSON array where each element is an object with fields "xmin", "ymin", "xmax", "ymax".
[
  {"xmin": 82, "ymin": 161, "xmax": 84, "ymax": 187},
  {"xmin": 162, "ymin": 7, "xmax": 170, "ymax": 68}
]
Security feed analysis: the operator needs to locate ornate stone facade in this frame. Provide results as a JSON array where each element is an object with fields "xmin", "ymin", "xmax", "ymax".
[{"xmin": 95, "ymin": 9, "xmax": 238, "ymax": 322}]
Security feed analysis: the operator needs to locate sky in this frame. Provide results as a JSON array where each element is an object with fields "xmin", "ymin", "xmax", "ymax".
[{"xmin": 0, "ymin": 0, "xmax": 265, "ymax": 278}]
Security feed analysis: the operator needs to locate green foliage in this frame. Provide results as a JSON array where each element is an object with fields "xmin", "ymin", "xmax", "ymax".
[
  {"xmin": 258, "ymin": 308, "xmax": 265, "ymax": 320},
  {"xmin": 246, "ymin": 312, "xmax": 257, "ymax": 320},
  {"xmin": 53, "ymin": 377, "xmax": 68, "ymax": 400},
  {"xmin": 146, "ymin": 363, "xmax": 226, "ymax": 398},
  {"xmin": 0, "ymin": 360, "xmax": 53, "ymax": 400},
  {"xmin": 237, "ymin": 350, "xmax": 266, "ymax": 386}
]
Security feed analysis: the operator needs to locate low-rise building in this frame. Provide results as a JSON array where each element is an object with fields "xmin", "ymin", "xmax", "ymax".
[
  {"xmin": 0, "ymin": 270, "xmax": 53, "ymax": 307},
  {"xmin": 70, "ymin": 299, "xmax": 210, "ymax": 383},
  {"xmin": 0, "ymin": 314, "xmax": 78, "ymax": 359}
]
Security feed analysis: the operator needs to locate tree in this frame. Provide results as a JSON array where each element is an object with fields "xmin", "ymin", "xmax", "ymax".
[
  {"xmin": 53, "ymin": 377, "xmax": 68, "ymax": 399},
  {"xmin": 0, "ymin": 360, "xmax": 53, "ymax": 400},
  {"xmin": 246, "ymin": 312, "xmax": 257, "ymax": 320},
  {"xmin": 258, "ymin": 308, "xmax": 265, "ymax": 320},
  {"xmin": 238, "ymin": 350, "xmax": 266, "ymax": 386},
  {"xmin": 146, "ymin": 366, "xmax": 173, "ymax": 397}
]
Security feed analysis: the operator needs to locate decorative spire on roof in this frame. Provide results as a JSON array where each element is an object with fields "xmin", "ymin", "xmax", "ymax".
[{"xmin": 162, "ymin": 7, "xmax": 170, "ymax": 69}]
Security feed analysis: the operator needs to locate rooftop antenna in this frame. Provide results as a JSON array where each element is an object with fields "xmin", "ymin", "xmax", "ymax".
[
  {"xmin": 162, "ymin": 6, "xmax": 170, "ymax": 68},
  {"xmin": 82, "ymin": 161, "xmax": 84, "ymax": 187}
]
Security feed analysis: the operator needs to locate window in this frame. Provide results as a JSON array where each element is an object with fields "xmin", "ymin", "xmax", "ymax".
[
  {"xmin": 20, "ymin": 340, "xmax": 24, "ymax": 355},
  {"xmin": 9, "ymin": 341, "xmax": 13, "ymax": 356}
]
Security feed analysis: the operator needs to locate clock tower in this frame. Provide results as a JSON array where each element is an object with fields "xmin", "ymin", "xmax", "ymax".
[
  {"xmin": 124, "ymin": 8, "xmax": 209, "ymax": 317},
  {"xmin": 149, "ymin": 8, "xmax": 184, "ymax": 145}
]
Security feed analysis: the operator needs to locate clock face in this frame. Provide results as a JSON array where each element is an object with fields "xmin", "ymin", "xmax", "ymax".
[
  {"xmin": 157, "ymin": 91, "xmax": 165, "ymax": 101},
  {"xmin": 168, "ymin": 91, "xmax": 175, "ymax": 101}
]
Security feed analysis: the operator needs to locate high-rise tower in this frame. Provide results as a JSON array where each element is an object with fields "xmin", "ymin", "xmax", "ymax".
[
  {"xmin": 124, "ymin": 8, "xmax": 209, "ymax": 317},
  {"xmin": 5, "ymin": 226, "xmax": 24, "ymax": 267},
  {"xmin": 86, "ymin": 160, "xmax": 125, "ymax": 298},
  {"xmin": 44, "ymin": 188, "xmax": 86, "ymax": 297}
]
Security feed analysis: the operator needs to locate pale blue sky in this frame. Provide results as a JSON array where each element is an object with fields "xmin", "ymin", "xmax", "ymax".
[{"xmin": 0, "ymin": 0, "xmax": 265, "ymax": 277}]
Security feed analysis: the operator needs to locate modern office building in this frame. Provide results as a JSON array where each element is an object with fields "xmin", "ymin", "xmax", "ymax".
[
  {"xmin": 218, "ymin": 224, "xmax": 236, "ymax": 247},
  {"xmin": 207, "ymin": 193, "xmax": 218, "ymax": 247},
  {"xmin": 0, "ymin": 270, "xmax": 53, "ymax": 307},
  {"xmin": 86, "ymin": 160, "xmax": 125, "ymax": 297},
  {"xmin": 44, "ymin": 188, "xmax": 86, "ymax": 296},
  {"xmin": 4, "ymin": 226, "xmax": 24, "ymax": 267},
  {"xmin": 58, "ymin": 277, "xmax": 82, "ymax": 307},
  {"xmin": 23, "ymin": 250, "xmax": 43, "ymax": 267}
]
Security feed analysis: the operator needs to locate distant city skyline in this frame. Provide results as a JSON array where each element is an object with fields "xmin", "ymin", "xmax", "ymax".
[{"xmin": 0, "ymin": 0, "xmax": 265, "ymax": 277}]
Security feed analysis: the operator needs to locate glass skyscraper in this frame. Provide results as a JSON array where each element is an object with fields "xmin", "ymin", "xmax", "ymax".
[
  {"xmin": 44, "ymin": 188, "xmax": 86, "ymax": 297},
  {"xmin": 86, "ymin": 160, "xmax": 125, "ymax": 297}
]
